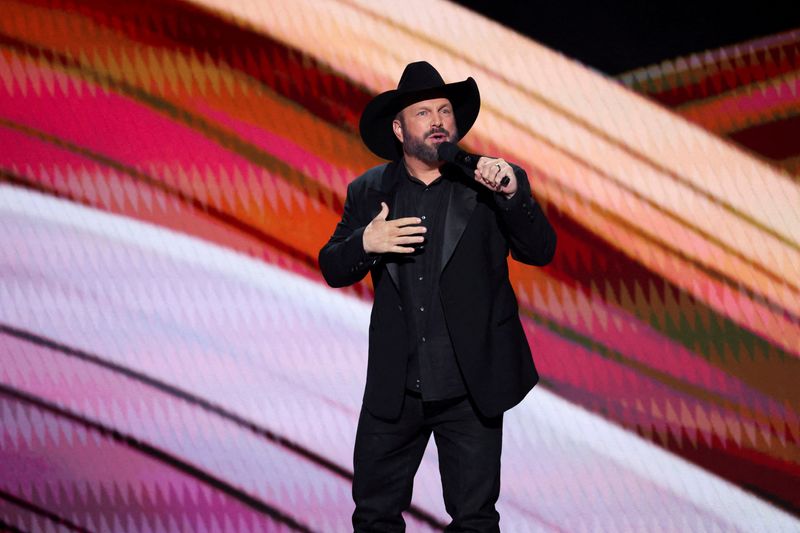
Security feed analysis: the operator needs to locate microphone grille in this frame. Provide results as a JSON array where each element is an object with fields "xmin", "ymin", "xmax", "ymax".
[{"xmin": 437, "ymin": 141, "xmax": 459, "ymax": 162}]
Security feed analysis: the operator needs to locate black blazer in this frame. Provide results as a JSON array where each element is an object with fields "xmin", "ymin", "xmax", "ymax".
[{"xmin": 319, "ymin": 160, "xmax": 556, "ymax": 419}]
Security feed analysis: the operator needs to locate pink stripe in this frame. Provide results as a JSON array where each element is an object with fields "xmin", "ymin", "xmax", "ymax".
[
  {"xmin": 0, "ymin": 399, "xmax": 292, "ymax": 531},
  {"xmin": 0, "ymin": 55, "xmax": 331, "ymax": 208},
  {"xmin": 515, "ymin": 270, "xmax": 792, "ymax": 418},
  {"xmin": 0, "ymin": 336, "xmax": 352, "ymax": 524},
  {"xmin": 523, "ymin": 321, "xmax": 784, "ymax": 446},
  {"xmin": 0, "ymin": 126, "xmax": 323, "ymax": 282},
  {"xmin": 194, "ymin": 100, "xmax": 359, "ymax": 198}
]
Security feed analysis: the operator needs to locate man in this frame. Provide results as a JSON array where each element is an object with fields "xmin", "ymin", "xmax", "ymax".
[{"xmin": 319, "ymin": 61, "xmax": 556, "ymax": 531}]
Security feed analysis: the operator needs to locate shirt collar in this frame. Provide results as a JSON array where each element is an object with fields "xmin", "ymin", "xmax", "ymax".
[{"xmin": 400, "ymin": 161, "xmax": 446, "ymax": 188}]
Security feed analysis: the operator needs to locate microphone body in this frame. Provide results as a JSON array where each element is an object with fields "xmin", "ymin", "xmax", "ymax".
[{"xmin": 437, "ymin": 142, "xmax": 510, "ymax": 187}]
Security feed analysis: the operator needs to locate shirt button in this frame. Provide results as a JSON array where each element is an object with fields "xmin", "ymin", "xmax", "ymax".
[
  {"xmin": 419, "ymin": 306, "xmax": 425, "ymax": 312},
  {"xmin": 418, "ymin": 276, "xmax": 423, "ymax": 281},
  {"xmin": 420, "ymin": 215, "xmax": 427, "ymax": 220},
  {"xmin": 421, "ymin": 337, "xmax": 426, "ymax": 342}
]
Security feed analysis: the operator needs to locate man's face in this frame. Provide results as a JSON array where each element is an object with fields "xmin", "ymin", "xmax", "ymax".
[{"xmin": 393, "ymin": 97, "xmax": 458, "ymax": 164}]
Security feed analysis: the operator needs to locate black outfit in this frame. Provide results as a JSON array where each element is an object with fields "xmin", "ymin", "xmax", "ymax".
[
  {"xmin": 394, "ymin": 167, "xmax": 466, "ymax": 400},
  {"xmin": 353, "ymin": 392, "xmax": 502, "ymax": 531},
  {"xmin": 319, "ymin": 160, "xmax": 556, "ymax": 531}
]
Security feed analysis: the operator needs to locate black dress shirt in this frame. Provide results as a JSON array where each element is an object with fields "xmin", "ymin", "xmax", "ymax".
[{"xmin": 393, "ymin": 164, "xmax": 467, "ymax": 401}]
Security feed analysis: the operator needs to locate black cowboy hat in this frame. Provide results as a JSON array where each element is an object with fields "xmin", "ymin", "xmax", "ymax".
[{"xmin": 359, "ymin": 61, "xmax": 481, "ymax": 160}]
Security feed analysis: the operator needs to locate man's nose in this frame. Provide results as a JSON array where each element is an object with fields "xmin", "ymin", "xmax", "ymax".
[{"xmin": 431, "ymin": 112, "xmax": 443, "ymax": 126}]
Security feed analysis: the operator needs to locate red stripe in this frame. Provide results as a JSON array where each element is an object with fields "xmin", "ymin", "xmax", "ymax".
[
  {"xmin": 21, "ymin": 0, "xmax": 375, "ymax": 133},
  {"xmin": 639, "ymin": 41, "xmax": 800, "ymax": 107},
  {"xmin": 728, "ymin": 113, "xmax": 800, "ymax": 160}
]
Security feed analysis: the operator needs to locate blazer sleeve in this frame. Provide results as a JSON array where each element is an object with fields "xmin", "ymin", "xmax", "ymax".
[
  {"xmin": 318, "ymin": 180, "xmax": 380, "ymax": 288},
  {"xmin": 493, "ymin": 164, "xmax": 557, "ymax": 266}
]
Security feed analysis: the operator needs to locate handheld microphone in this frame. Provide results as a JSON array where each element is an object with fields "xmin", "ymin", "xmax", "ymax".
[{"xmin": 437, "ymin": 142, "xmax": 510, "ymax": 187}]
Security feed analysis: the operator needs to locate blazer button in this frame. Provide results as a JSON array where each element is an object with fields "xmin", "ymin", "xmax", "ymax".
[{"xmin": 398, "ymin": 305, "xmax": 403, "ymax": 311}]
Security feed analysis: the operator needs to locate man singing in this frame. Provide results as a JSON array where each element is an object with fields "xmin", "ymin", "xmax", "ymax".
[{"xmin": 319, "ymin": 61, "xmax": 556, "ymax": 531}]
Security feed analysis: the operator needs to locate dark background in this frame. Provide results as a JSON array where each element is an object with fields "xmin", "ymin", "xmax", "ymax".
[{"xmin": 453, "ymin": 1, "xmax": 800, "ymax": 74}]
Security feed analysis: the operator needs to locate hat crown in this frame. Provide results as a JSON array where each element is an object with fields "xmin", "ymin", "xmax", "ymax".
[{"xmin": 396, "ymin": 61, "xmax": 446, "ymax": 92}]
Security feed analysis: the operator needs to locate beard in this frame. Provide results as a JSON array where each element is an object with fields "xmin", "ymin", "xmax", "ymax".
[{"xmin": 402, "ymin": 124, "xmax": 458, "ymax": 164}]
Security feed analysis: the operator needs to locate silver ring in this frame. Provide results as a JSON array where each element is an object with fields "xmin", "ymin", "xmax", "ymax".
[{"xmin": 495, "ymin": 163, "xmax": 502, "ymax": 171}]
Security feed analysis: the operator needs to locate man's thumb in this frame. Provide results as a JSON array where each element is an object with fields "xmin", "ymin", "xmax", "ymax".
[{"xmin": 376, "ymin": 202, "xmax": 389, "ymax": 220}]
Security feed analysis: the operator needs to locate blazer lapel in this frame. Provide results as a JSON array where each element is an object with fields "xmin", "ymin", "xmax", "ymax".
[{"xmin": 441, "ymin": 179, "xmax": 477, "ymax": 273}]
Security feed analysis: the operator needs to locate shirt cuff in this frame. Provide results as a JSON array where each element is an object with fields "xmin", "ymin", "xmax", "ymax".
[{"xmin": 494, "ymin": 189, "xmax": 525, "ymax": 211}]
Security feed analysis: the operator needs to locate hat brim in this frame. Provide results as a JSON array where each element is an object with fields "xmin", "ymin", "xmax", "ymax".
[{"xmin": 359, "ymin": 77, "xmax": 480, "ymax": 161}]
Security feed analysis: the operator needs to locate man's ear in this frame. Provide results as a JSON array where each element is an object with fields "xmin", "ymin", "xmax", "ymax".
[{"xmin": 392, "ymin": 119, "xmax": 403, "ymax": 143}]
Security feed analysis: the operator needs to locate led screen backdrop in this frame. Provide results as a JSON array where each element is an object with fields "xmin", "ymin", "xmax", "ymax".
[
  {"xmin": 619, "ymin": 28, "xmax": 800, "ymax": 178},
  {"xmin": 0, "ymin": 0, "xmax": 798, "ymax": 531}
]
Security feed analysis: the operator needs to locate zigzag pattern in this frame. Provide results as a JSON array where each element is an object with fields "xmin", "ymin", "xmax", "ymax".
[
  {"xmin": 619, "ymin": 29, "xmax": 800, "ymax": 175},
  {"xmin": 0, "ymin": 0, "xmax": 798, "ymax": 530}
]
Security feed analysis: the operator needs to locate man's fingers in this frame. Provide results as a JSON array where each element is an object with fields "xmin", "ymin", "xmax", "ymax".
[
  {"xmin": 366, "ymin": 206, "xmax": 428, "ymax": 254},
  {"xmin": 374, "ymin": 202, "xmax": 389, "ymax": 221},
  {"xmin": 487, "ymin": 161, "xmax": 505, "ymax": 187},
  {"xmin": 396, "ymin": 235, "xmax": 425, "ymax": 244},
  {"xmin": 390, "ymin": 245, "xmax": 416, "ymax": 253},
  {"xmin": 474, "ymin": 159, "xmax": 514, "ymax": 192},
  {"xmin": 394, "ymin": 225, "xmax": 426, "ymax": 236},
  {"xmin": 387, "ymin": 216, "xmax": 423, "ymax": 227}
]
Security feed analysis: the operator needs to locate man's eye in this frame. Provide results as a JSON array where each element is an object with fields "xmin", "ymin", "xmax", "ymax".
[{"xmin": 442, "ymin": 108, "xmax": 452, "ymax": 114}]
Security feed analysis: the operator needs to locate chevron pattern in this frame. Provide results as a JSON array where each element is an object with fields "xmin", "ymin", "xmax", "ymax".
[{"xmin": 0, "ymin": 0, "xmax": 798, "ymax": 531}]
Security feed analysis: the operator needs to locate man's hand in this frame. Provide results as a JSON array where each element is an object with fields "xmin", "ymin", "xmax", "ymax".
[
  {"xmin": 474, "ymin": 157, "xmax": 517, "ymax": 198},
  {"xmin": 363, "ymin": 202, "xmax": 426, "ymax": 254}
]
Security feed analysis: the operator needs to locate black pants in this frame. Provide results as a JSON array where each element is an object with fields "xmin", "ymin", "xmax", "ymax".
[{"xmin": 352, "ymin": 391, "xmax": 503, "ymax": 532}]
